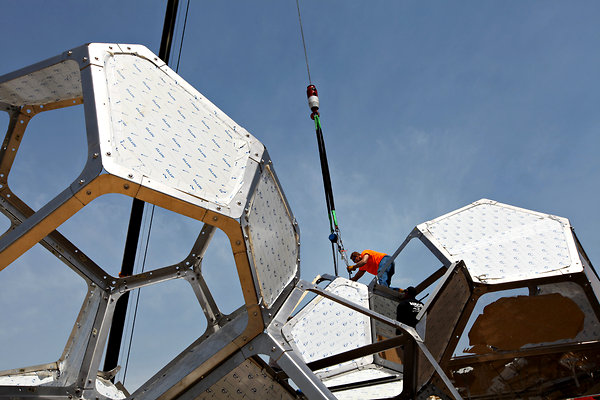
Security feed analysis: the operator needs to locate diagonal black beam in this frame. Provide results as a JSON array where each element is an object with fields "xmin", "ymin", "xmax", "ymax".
[
  {"xmin": 102, "ymin": 0, "xmax": 180, "ymax": 377},
  {"xmin": 306, "ymin": 335, "xmax": 408, "ymax": 371}
]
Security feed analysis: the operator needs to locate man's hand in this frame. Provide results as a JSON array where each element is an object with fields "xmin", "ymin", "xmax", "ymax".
[{"xmin": 347, "ymin": 265, "xmax": 355, "ymax": 273}]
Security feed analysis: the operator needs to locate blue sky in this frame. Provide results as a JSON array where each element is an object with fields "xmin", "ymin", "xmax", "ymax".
[{"xmin": 1, "ymin": 0, "xmax": 599, "ymax": 391}]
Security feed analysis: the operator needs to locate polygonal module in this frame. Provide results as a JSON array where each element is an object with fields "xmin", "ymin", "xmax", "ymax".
[
  {"xmin": 417, "ymin": 199, "xmax": 582, "ymax": 284},
  {"xmin": 0, "ymin": 43, "xmax": 302, "ymax": 399},
  {"xmin": 283, "ymin": 278, "xmax": 372, "ymax": 375}
]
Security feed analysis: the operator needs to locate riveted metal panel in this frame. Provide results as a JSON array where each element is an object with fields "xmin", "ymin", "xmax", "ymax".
[
  {"xmin": 197, "ymin": 358, "xmax": 296, "ymax": 399},
  {"xmin": 418, "ymin": 199, "xmax": 582, "ymax": 284},
  {"xmin": 371, "ymin": 292, "xmax": 399, "ymax": 339},
  {"xmin": 246, "ymin": 165, "xmax": 298, "ymax": 308},
  {"xmin": 0, "ymin": 60, "xmax": 82, "ymax": 106}
]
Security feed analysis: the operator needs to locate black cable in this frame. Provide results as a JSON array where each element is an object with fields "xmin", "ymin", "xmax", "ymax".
[
  {"xmin": 175, "ymin": 0, "xmax": 191, "ymax": 73},
  {"xmin": 122, "ymin": 204, "xmax": 155, "ymax": 385},
  {"xmin": 121, "ymin": 0, "xmax": 189, "ymax": 383},
  {"xmin": 315, "ymin": 123, "xmax": 336, "ymax": 220}
]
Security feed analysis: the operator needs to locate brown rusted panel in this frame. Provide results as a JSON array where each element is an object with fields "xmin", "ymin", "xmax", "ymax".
[
  {"xmin": 417, "ymin": 267, "xmax": 472, "ymax": 387},
  {"xmin": 466, "ymin": 293, "xmax": 585, "ymax": 354}
]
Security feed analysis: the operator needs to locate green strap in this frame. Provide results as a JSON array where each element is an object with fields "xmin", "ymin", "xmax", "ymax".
[
  {"xmin": 331, "ymin": 210, "xmax": 339, "ymax": 228},
  {"xmin": 314, "ymin": 114, "xmax": 322, "ymax": 130}
]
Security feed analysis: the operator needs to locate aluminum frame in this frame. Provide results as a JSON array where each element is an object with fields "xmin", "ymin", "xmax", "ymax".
[{"xmin": 0, "ymin": 43, "xmax": 300, "ymax": 400}]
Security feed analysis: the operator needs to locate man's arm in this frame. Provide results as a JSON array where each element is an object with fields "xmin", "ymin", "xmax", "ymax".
[
  {"xmin": 347, "ymin": 254, "xmax": 369, "ymax": 273},
  {"xmin": 350, "ymin": 269, "xmax": 366, "ymax": 281}
]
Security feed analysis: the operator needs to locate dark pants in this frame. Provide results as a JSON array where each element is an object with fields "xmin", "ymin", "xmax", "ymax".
[{"xmin": 377, "ymin": 255, "xmax": 395, "ymax": 287}]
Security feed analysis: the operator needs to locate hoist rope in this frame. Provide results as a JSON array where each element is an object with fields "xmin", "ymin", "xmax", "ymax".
[
  {"xmin": 121, "ymin": 0, "xmax": 190, "ymax": 384},
  {"xmin": 122, "ymin": 204, "xmax": 155, "ymax": 384},
  {"xmin": 297, "ymin": 3, "xmax": 350, "ymax": 276},
  {"xmin": 175, "ymin": 0, "xmax": 191, "ymax": 73},
  {"xmin": 295, "ymin": 0, "xmax": 312, "ymax": 84}
]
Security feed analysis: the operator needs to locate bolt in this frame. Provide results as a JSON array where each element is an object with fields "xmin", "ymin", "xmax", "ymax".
[
  {"xmin": 237, "ymin": 201, "xmax": 242, "ymax": 206},
  {"xmin": 124, "ymin": 184, "xmax": 129, "ymax": 189},
  {"xmin": 271, "ymin": 347, "xmax": 276, "ymax": 352},
  {"xmin": 67, "ymin": 51, "xmax": 73, "ymax": 56},
  {"xmin": 79, "ymin": 179, "xmax": 85, "ymax": 185},
  {"xmin": 106, "ymin": 152, "xmax": 111, "ymax": 156},
  {"xmin": 83, "ymin": 57, "xmax": 88, "ymax": 62},
  {"xmin": 216, "ymin": 206, "xmax": 221, "ymax": 211},
  {"xmin": 86, "ymin": 190, "xmax": 91, "ymax": 195},
  {"xmin": 92, "ymin": 153, "xmax": 99, "ymax": 159},
  {"xmin": 128, "ymin": 174, "xmax": 133, "ymax": 178}
]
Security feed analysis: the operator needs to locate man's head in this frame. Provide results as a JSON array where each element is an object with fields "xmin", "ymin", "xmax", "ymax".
[
  {"xmin": 405, "ymin": 286, "xmax": 417, "ymax": 299},
  {"xmin": 351, "ymin": 251, "xmax": 361, "ymax": 263}
]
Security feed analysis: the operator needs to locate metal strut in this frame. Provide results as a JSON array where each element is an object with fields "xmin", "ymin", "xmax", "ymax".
[{"xmin": 306, "ymin": 85, "xmax": 350, "ymax": 276}]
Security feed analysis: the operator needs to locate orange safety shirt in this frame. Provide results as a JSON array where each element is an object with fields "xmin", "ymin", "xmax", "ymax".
[{"xmin": 359, "ymin": 249, "xmax": 387, "ymax": 275}]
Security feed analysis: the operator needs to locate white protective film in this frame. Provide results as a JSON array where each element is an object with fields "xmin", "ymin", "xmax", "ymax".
[
  {"xmin": 420, "ymin": 200, "xmax": 581, "ymax": 284},
  {"xmin": 104, "ymin": 54, "xmax": 251, "ymax": 206},
  {"xmin": 322, "ymin": 367, "xmax": 402, "ymax": 399},
  {"xmin": 284, "ymin": 278, "xmax": 372, "ymax": 371},
  {"xmin": 198, "ymin": 359, "xmax": 295, "ymax": 400},
  {"xmin": 247, "ymin": 167, "xmax": 298, "ymax": 307},
  {"xmin": 0, "ymin": 60, "xmax": 82, "ymax": 106}
]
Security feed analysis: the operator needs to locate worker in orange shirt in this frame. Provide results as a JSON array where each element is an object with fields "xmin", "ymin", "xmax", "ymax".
[{"xmin": 347, "ymin": 249, "xmax": 396, "ymax": 288}]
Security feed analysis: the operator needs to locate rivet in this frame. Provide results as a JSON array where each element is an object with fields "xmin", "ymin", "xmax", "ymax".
[
  {"xmin": 86, "ymin": 190, "xmax": 91, "ymax": 195},
  {"xmin": 94, "ymin": 57, "xmax": 99, "ymax": 61},
  {"xmin": 212, "ymin": 216, "xmax": 218, "ymax": 221},
  {"xmin": 67, "ymin": 51, "xmax": 72, "ymax": 56},
  {"xmin": 106, "ymin": 152, "xmax": 111, "ymax": 156},
  {"xmin": 237, "ymin": 201, "xmax": 242, "ymax": 206},
  {"xmin": 83, "ymin": 57, "xmax": 88, "ymax": 62},
  {"xmin": 92, "ymin": 153, "xmax": 99, "ymax": 159},
  {"xmin": 79, "ymin": 179, "xmax": 85, "ymax": 185},
  {"xmin": 124, "ymin": 184, "xmax": 129, "ymax": 189},
  {"xmin": 255, "ymin": 153, "xmax": 259, "ymax": 157},
  {"xmin": 271, "ymin": 347, "xmax": 276, "ymax": 352},
  {"xmin": 128, "ymin": 174, "xmax": 133, "ymax": 178},
  {"xmin": 235, "ymin": 240, "xmax": 241, "ymax": 245},
  {"xmin": 216, "ymin": 206, "xmax": 221, "ymax": 211}
]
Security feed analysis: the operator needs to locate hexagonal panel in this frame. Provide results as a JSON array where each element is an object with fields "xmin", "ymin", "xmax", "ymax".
[{"xmin": 417, "ymin": 199, "xmax": 582, "ymax": 284}]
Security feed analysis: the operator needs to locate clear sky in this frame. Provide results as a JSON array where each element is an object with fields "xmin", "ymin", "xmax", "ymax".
[{"xmin": 1, "ymin": 0, "xmax": 599, "ymax": 391}]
